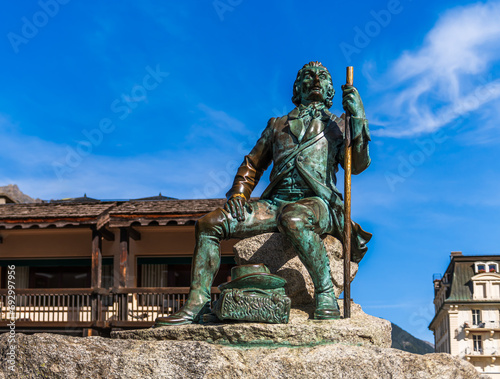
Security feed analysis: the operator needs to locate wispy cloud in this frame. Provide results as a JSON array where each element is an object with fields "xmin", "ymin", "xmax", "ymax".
[
  {"xmin": 0, "ymin": 111, "xmax": 251, "ymax": 201},
  {"xmin": 369, "ymin": 1, "xmax": 500, "ymax": 138},
  {"xmin": 0, "ymin": 115, "xmax": 67, "ymax": 170},
  {"xmin": 186, "ymin": 103, "xmax": 255, "ymax": 146},
  {"xmin": 184, "ymin": 103, "xmax": 261, "ymax": 164}
]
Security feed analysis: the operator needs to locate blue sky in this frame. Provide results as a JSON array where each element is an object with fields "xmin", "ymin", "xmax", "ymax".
[{"xmin": 2, "ymin": 0, "xmax": 500, "ymax": 343}]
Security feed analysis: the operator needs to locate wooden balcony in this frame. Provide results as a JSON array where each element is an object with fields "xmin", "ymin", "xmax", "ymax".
[{"xmin": 0, "ymin": 287, "xmax": 220, "ymax": 334}]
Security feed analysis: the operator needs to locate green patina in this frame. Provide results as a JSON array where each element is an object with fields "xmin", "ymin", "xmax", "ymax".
[
  {"xmin": 156, "ymin": 62, "xmax": 371, "ymax": 326},
  {"xmin": 209, "ymin": 264, "xmax": 291, "ymax": 324}
]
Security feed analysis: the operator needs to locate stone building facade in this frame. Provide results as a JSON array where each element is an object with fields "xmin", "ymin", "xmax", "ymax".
[{"xmin": 430, "ymin": 251, "xmax": 500, "ymax": 378}]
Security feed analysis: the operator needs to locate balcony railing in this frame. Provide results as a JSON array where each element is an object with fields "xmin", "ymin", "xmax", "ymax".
[
  {"xmin": 0, "ymin": 287, "xmax": 220, "ymax": 330},
  {"xmin": 464, "ymin": 321, "xmax": 500, "ymax": 329},
  {"xmin": 464, "ymin": 349, "xmax": 500, "ymax": 363}
]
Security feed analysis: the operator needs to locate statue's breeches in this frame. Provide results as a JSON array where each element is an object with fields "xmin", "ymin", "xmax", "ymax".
[
  {"xmin": 194, "ymin": 196, "xmax": 335, "ymax": 295},
  {"xmin": 196, "ymin": 196, "xmax": 333, "ymax": 241}
]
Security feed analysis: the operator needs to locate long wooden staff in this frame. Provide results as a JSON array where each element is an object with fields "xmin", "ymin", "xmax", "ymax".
[{"xmin": 343, "ymin": 66, "xmax": 353, "ymax": 319}]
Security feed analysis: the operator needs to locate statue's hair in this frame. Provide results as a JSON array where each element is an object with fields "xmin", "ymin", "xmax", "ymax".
[{"xmin": 291, "ymin": 61, "xmax": 335, "ymax": 108}]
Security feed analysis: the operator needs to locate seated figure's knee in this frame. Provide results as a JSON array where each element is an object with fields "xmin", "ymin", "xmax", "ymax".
[
  {"xmin": 195, "ymin": 208, "xmax": 227, "ymax": 238},
  {"xmin": 278, "ymin": 203, "xmax": 316, "ymax": 234}
]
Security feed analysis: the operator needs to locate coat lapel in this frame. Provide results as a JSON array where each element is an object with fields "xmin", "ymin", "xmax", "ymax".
[
  {"xmin": 301, "ymin": 108, "xmax": 331, "ymax": 143},
  {"xmin": 302, "ymin": 118, "xmax": 325, "ymax": 142},
  {"xmin": 287, "ymin": 106, "xmax": 333, "ymax": 143},
  {"xmin": 287, "ymin": 107, "xmax": 305, "ymax": 141},
  {"xmin": 288, "ymin": 118, "xmax": 305, "ymax": 141}
]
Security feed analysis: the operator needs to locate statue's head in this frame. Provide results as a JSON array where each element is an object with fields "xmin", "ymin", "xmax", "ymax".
[{"xmin": 292, "ymin": 61, "xmax": 335, "ymax": 108}]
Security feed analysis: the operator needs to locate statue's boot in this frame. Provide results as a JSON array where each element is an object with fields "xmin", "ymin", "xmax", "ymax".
[
  {"xmin": 155, "ymin": 213, "xmax": 223, "ymax": 326},
  {"xmin": 278, "ymin": 202, "xmax": 340, "ymax": 320},
  {"xmin": 155, "ymin": 294, "xmax": 211, "ymax": 326},
  {"xmin": 314, "ymin": 289, "xmax": 340, "ymax": 320}
]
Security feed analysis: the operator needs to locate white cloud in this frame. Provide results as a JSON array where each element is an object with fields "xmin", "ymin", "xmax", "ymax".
[
  {"xmin": 186, "ymin": 103, "xmax": 255, "ymax": 146},
  {"xmin": 370, "ymin": 1, "xmax": 500, "ymax": 137},
  {"xmin": 0, "ymin": 111, "xmax": 250, "ymax": 201}
]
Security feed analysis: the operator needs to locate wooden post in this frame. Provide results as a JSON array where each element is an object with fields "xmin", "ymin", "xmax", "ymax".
[
  {"xmin": 118, "ymin": 227, "xmax": 139, "ymax": 321},
  {"xmin": 119, "ymin": 228, "xmax": 129, "ymax": 288},
  {"xmin": 91, "ymin": 228, "xmax": 102, "ymax": 289},
  {"xmin": 343, "ymin": 66, "xmax": 353, "ymax": 319},
  {"xmin": 91, "ymin": 228, "xmax": 102, "ymax": 332}
]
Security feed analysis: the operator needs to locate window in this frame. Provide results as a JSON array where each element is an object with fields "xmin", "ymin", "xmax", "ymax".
[
  {"xmin": 477, "ymin": 263, "xmax": 486, "ymax": 273},
  {"xmin": 137, "ymin": 257, "xmax": 236, "ymax": 287},
  {"xmin": 472, "ymin": 309, "xmax": 481, "ymax": 325},
  {"xmin": 102, "ymin": 264, "xmax": 114, "ymax": 288},
  {"xmin": 474, "ymin": 261, "xmax": 499, "ymax": 273},
  {"xmin": 474, "ymin": 282, "xmax": 487, "ymax": 299},
  {"xmin": 488, "ymin": 262, "xmax": 499, "ymax": 273},
  {"xmin": 1, "ymin": 258, "xmax": 112, "ymax": 289},
  {"xmin": 30, "ymin": 266, "xmax": 91, "ymax": 288},
  {"xmin": 473, "ymin": 335, "xmax": 482, "ymax": 353},
  {"xmin": 493, "ymin": 282, "xmax": 500, "ymax": 298}
]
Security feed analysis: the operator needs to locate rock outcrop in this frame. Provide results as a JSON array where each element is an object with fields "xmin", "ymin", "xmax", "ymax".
[
  {"xmin": 0, "ymin": 332, "xmax": 481, "ymax": 379},
  {"xmin": 0, "ymin": 233, "xmax": 480, "ymax": 378},
  {"xmin": 0, "ymin": 302, "xmax": 481, "ymax": 379},
  {"xmin": 233, "ymin": 233, "xmax": 357, "ymax": 306},
  {"xmin": 113, "ymin": 303, "xmax": 391, "ymax": 348},
  {"xmin": 0, "ymin": 184, "xmax": 40, "ymax": 203}
]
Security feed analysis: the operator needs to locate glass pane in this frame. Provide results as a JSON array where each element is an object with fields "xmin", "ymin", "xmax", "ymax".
[
  {"xmin": 29, "ymin": 266, "xmax": 91, "ymax": 288},
  {"xmin": 472, "ymin": 310, "xmax": 481, "ymax": 325}
]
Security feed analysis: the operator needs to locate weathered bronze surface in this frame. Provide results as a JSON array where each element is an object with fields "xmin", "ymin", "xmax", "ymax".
[
  {"xmin": 209, "ymin": 264, "xmax": 291, "ymax": 324},
  {"xmin": 218, "ymin": 264, "xmax": 287, "ymax": 291},
  {"xmin": 155, "ymin": 61, "xmax": 371, "ymax": 327},
  {"xmin": 213, "ymin": 288, "xmax": 291, "ymax": 324}
]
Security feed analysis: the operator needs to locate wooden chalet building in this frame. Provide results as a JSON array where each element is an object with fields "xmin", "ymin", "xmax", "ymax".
[{"xmin": 0, "ymin": 195, "xmax": 236, "ymax": 336}]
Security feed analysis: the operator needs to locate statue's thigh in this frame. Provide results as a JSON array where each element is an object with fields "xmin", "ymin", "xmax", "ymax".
[
  {"xmin": 226, "ymin": 200, "xmax": 280, "ymax": 239},
  {"xmin": 285, "ymin": 196, "xmax": 333, "ymax": 234}
]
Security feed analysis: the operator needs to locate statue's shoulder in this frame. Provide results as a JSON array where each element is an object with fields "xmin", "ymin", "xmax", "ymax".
[
  {"xmin": 326, "ymin": 112, "xmax": 345, "ymax": 139},
  {"xmin": 267, "ymin": 110, "xmax": 293, "ymax": 130},
  {"xmin": 286, "ymin": 107, "xmax": 299, "ymax": 120},
  {"xmin": 330, "ymin": 112, "xmax": 344, "ymax": 125}
]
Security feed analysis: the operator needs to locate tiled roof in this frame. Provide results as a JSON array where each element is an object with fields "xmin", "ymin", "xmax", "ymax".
[
  {"xmin": 107, "ymin": 199, "xmax": 226, "ymax": 227},
  {"xmin": 0, "ymin": 202, "xmax": 114, "ymax": 218},
  {"xmin": 0, "ymin": 202, "xmax": 116, "ymax": 229},
  {"xmin": 110, "ymin": 199, "xmax": 225, "ymax": 215},
  {"xmin": 0, "ymin": 199, "xmax": 227, "ymax": 229},
  {"xmin": 133, "ymin": 193, "xmax": 176, "ymax": 201},
  {"xmin": 447, "ymin": 262, "xmax": 474, "ymax": 301},
  {"xmin": 446, "ymin": 257, "xmax": 500, "ymax": 302}
]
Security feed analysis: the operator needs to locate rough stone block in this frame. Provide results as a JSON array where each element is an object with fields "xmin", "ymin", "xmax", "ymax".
[
  {"xmin": 1, "ymin": 328, "xmax": 481, "ymax": 379},
  {"xmin": 233, "ymin": 233, "xmax": 357, "ymax": 306},
  {"xmin": 113, "ymin": 302, "xmax": 391, "ymax": 348}
]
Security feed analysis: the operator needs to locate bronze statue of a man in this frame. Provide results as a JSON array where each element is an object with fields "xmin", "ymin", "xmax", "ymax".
[{"xmin": 156, "ymin": 61, "xmax": 372, "ymax": 325}]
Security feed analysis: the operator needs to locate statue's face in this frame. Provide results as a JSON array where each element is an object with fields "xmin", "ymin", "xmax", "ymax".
[{"xmin": 299, "ymin": 66, "xmax": 330, "ymax": 104}]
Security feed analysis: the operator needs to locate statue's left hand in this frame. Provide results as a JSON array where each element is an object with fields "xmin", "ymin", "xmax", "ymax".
[
  {"xmin": 342, "ymin": 85, "xmax": 365, "ymax": 119},
  {"xmin": 224, "ymin": 195, "xmax": 247, "ymax": 222}
]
